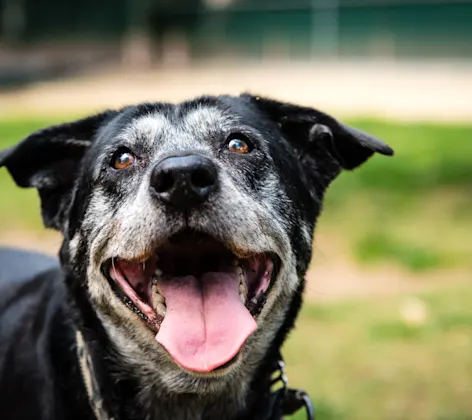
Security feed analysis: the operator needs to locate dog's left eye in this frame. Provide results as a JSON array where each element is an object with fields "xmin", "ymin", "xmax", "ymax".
[
  {"xmin": 227, "ymin": 136, "xmax": 251, "ymax": 154},
  {"xmin": 112, "ymin": 149, "xmax": 136, "ymax": 169}
]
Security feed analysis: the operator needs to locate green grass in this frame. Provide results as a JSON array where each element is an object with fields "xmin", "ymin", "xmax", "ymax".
[
  {"xmin": 1, "ymin": 116, "xmax": 471, "ymax": 271},
  {"xmin": 318, "ymin": 120, "xmax": 472, "ymax": 272},
  {"xmin": 327, "ymin": 120, "xmax": 472, "ymax": 194},
  {"xmin": 0, "ymin": 115, "xmax": 80, "ymax": 229},
  {"xmin": 284, "ymin": 285, "xmax": 472, "ymax": 420},
  {"xmin": 354, "ymin": 232, "xmax": 450, "ymax": 272}
]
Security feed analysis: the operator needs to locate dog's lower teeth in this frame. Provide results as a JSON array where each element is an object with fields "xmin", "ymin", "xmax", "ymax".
[
  {"xmin": 154, "ymin": 293, "xmax": 165, "ymax": 304},
  {"xmin": 151, "ymin": 281, "xmax": 167, "ymax": 316},
  {"xmin": 154, "ymin": 268, "xmax": 163, "ymax": 277},
  {"xmin": 235, "ymin": 265, "xmax": 248, "ymax": 305},
  {"xmin": 239, "ymin": 283, "xmax": 247, "ymax": 299},
  {"xmin": 155, "ymin": 302, "xmax": 167, "ymax": 316}
]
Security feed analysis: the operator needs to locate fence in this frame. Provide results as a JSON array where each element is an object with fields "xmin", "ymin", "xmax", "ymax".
[{"xmin": 1, "ymin": 0, "xmax": 471, "ymax": 60}]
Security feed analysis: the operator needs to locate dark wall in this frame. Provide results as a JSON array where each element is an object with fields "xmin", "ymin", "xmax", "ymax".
[
  {"xmin": 193, "ymin": 2, "xmax": 472, "ymax": 59},
  {"xmin": 21, "ymin": 0, "xmax": 128, "ymax": 41},
  {"xmin": 1, "ymin": 0, "xmax": 471, "ymax": 59}
]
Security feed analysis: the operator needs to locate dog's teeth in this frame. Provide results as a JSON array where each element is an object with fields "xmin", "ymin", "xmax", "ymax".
[
  {"xmin": 153, "ymin": 293, "xmax": 165, "ymax": 304},
  {"xmin": 236, "ymin": 264, "xmax": 248, "ymax": 305},
  {"xmin": 232, "ymin": 258, "xmax": 239, "ymax": 267},
  {"xmin": 151, "ymin": 282, "xmax": 163, "ymax": 297},
  {"xmin": 239, "ymin": 281, "xmax": 247, "ymax": 296},
  {"xmin": 152, "ymin": 268, "xmax": 164, "ymax": 280},
  {"xmin": 238, "ymin": 267, "xmax": 248, "ymax": 304},
  {"xmin": 151, "ymin": 281, "xmax": 166, "ymax": 316},
  {"xmin": 237, "ymin": 267, "xmax": 247, "ymax": 286},
  {"xmin": 155, "ymin": 302, "xmax": 167, "ymax": 316}
]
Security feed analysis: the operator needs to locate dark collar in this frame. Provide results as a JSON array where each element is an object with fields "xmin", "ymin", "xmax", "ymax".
[
  {"xmin": 76, "ymin": 330, "xmax": 314, "ymax": 420},
  {"xmin": 250, "ymin": 355, "xmax": 315, "ymax": 420}
]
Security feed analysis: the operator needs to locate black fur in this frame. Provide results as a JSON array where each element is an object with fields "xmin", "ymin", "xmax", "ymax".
[{"xmin": 0, "ymin": 94, "xmax": 393, "ymax": 420}]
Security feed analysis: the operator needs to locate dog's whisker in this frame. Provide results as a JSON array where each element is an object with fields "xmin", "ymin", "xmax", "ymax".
[{"xmin": 112, "ymin": 257, "xmax": 117, "ymax": 279}]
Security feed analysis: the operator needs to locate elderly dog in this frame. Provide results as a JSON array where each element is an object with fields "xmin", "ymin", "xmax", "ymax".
[{"xmin": 0, "ymin": 94, "xmax": 393, "ymax": 420}]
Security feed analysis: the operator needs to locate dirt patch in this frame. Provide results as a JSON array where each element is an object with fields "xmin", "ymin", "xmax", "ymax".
[
  {"xmin": 1, "ymin": 59, "xmax": 471, "ymax": 122},
  {"xmin": 305, "ymin": 258, "xmax": 471, "ymax": 302},
  {"xmin": 0, "ymin": 230, "xmax": 61, "ymax": 256},
  {"xmin": 305, "ymin": 232, "xmax": 471, "ymax": 301}
]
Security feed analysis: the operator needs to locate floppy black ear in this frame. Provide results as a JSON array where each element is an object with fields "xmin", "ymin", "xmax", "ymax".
[
  {"xmin": 243, "ymin": 94, "xmax": 394, "ymax": 171},
  {"xmin": 0, "ymin": 111, "xmax": 118, "ymax": 230}
]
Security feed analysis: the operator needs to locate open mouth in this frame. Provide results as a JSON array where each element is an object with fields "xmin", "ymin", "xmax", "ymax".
[{"xmin": 102, "ymin": 231, "xmax": 278, "ymax": 373}]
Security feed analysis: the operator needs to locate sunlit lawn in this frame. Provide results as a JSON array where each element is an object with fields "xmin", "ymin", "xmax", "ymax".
[{"xmin": 285, "ymin": 285, "xmax": 472, "ymax": 420}]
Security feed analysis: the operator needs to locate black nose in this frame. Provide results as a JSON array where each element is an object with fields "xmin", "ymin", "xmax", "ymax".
[{"xmin": 150, "ymin": 155, "xmax": 219, "ymax": 209}]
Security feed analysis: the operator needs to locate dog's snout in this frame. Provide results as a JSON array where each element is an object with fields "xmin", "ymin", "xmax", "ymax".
[{"xmin": 151, "ymin": 155, "xmax": 218, "ymax": 209}]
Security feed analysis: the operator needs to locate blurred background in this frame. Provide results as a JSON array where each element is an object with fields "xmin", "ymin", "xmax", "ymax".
[{"xmin": 0, "ymin": 0, "xmax": 471, "ymax": 418}]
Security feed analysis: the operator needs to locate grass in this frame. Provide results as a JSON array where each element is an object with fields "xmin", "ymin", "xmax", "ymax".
[
  {"xmin": 317, "ymin": 120, "xmax": 472, "ymax": 272},
  {"xmin": 327, "ymin": 120, "xmax": 472, "ymax": 194},
  {"xmin": 354, "ymin": 232, "xmax": 449, "ymax": 272},
  {"xmin": 0, "ymin": 115, "xmax": 78, "ymax": 229},
  {"xmin": 284, "ymin": 285, "xmax": 472, "ymax": 420},
  {"xmin": 1, "ymin": 116, "xmax": 472, "ymax": 271}
]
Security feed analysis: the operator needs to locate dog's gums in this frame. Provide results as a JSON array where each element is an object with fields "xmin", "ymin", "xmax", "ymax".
[{"xmin": 103, "ymin": 231, "xmax": 277, "ymax": 373}]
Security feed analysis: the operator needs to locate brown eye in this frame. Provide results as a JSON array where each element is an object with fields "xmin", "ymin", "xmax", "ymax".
[
  {"xmin": 228, "ymin": 138, "xmax": 250, "ymax": 154},
  {"xmin": 112, "ymin": 150, "xmax": 136, "ymax": 169}
]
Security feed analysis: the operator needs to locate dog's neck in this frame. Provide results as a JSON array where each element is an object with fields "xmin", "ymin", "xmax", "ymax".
[
  {"xmin": 78, "ymin": 325, "xmax": 280, "ymax": 420},
  {"xmin": 68, "ymin": 280, "xmax": 284, "ymax": 420}
]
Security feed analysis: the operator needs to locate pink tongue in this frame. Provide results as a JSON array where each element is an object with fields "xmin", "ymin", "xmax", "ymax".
[{"xmin": 156, "ymin": 272, "xmax": 257, "ymax": 373}]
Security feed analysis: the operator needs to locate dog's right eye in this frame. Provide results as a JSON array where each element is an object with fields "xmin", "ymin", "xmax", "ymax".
[
  {"xmin": 226, "ymin": 134, "xmax": 253, "ymax": 154},
  {"xmin": 112, "ymin": 149, "xmax": 136, "ymax": 170}
]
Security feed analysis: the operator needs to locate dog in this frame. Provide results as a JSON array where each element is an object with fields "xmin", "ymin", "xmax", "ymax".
[{"xmin": 0, "ymin": 94, "xmax": 393, "ymax": 420}]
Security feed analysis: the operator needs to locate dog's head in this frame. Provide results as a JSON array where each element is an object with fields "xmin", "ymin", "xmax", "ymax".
[{"xmin": 0, "ymin": 95, "xmax": 393, "ymax": 397}]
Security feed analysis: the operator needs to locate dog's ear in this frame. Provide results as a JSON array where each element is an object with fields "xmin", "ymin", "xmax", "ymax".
[
  {"xmin": 0, "ymin": 111, "xmax": 118, "ymax": 230},
  {"xmin": 243, "ymin": 94, "xmax": 394, "ymax": 172}
]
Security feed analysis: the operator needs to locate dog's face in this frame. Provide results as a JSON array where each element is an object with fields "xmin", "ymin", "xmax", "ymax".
[{"xmin": 0, "ymin": 95, "xmax": 393, "ymax": 398}]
